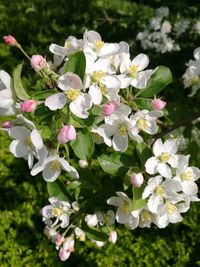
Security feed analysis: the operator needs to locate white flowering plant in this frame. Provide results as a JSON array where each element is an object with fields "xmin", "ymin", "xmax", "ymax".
[{"xmin": 1, "ymin": 31, "xmax": 200, "ymax": 262}]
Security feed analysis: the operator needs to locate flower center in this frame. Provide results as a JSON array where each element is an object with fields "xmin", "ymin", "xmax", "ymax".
[
  {"xmin": 64, "ymin": 41, "xmax": 72, "ymax": 49},
  {"xmin": 155, "ymin": 185, "xmax": 165, "ymax": 196},
  {"xmin": 121, "ymin": 202, "xmax": 130, "ymax": 215},
  {"xmin": 180, "ymin": 169, "xmax": 193, "ymax": 181},
  {"xmin": 91, "ymin": 71, "xmax": 106, "ymax": 83},
  {"xmin": 117, "ymin": 124, "xmax": 127, "ymax": 136},
  {"xmin": 95, "ymin": 39, "xmax": 104, "ymax": 52},
  {"xmin": 140, "ymin": 210, "xmax": 152, "ymax": 222},
  {"xmin": 129, "ymin": 65, "xmax": 138, "ymax": 78},
  {"xmin": 65, "ymin": 89, "xmax": 81, "ymax": 101},
  {"xmin": 189, "ymin": 76, "xmax": 199, "ymax": 86},
  {"xmin": 50, "ymin": 161, "xmax": 60, "ymax": 171},
  {"xmin": 25, "ymin": 137, "xmax": 33, "ymax": 147},
  {"xmin": 136, "ymin": 118, "xmax": 150, "ymax": 131},
  {"xmin": 159, "ymin": 152, "xmax": 170, "ymax": 163},
  {"xmin": 52, "ymin": 207, "xmax": 63, "ymax": 217},
  {"xmin": 166, "ymin": 202, "xmax": 177, "ymax": 215},
  {"xmin": 99, "ymin": 83, "xmax": 106, "ymax": 94}
]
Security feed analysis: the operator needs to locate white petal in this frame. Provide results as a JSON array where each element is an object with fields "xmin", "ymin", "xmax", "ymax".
[
  {"xmin": 163, "ymin": 139, "xmax": 179, "ymax": 154},
  {"xmin": 157, "ymin": 163, "xmax": 172, "ymax": 178},
  {"xmin": 148, "ymin": 195, "xmax": 163, "ymax": 213},
  {"xmin": 182, "ymin": 181, "xmax": 198, "ymax": 196},
  {"xmin": 59, "ymin": 214, "xmax": 69, "ymax": 228},
  {"xmin": 153, "ymin": 139, "xmax": 164, "ymax": 156},
  {"xmin": 99, "ymin": 43, "xmax": 119, "ymax": 57},
  {"xmin": 131, "ymin": 54, "xmax": 149, "ymax": 71},
  {"xmin": 107, "ymin": 196, "xmax": 122, "ymax": 207},
  {"xmin": 43, "ymin": 163, "xmax": 61, "ymax": 182},
  {"xmin": 58, "ymin": 72, "xmax": 83, "ymax": 91},
  {"xmin": 69, "ymin": 94, "xmax": 92, "ymax": 119},
  {"xmin": 117, "ymin": 74, "xmax": 131, "ymax": 89},
  {"xmin": 0, "ymin": 89, "xmax": 13, "ymax": 109},
  {"xmin": 57, "ymin": 158, "xmax": 72, "ymax": 172},
  {"xmin": 89, "ymin": 84, "xmax": 102, "ymax": 105},
  {"xmin": 112, "ymin": 133, "xmax": 128, "ymax": 152},
  {"xmin": 0, "ymin": 70, "xmax": 11, "ymax": 90},
  {"xmin": 45, "ymin": 93, "xmax": 66, "ymax": 110},
  {"xmin": 30, "ymin": 129, "xmax": 43, "ymax": 150},
  {"xmin": 9, "ymin": 126, "xmax": 30, "ymax": 141},
  {"xmin": 28, "ymin": 151, "xmax": 34, "ymax": 169},
  {"xmin": 145, "ymin": 157, "xmax": 158, "ymax": 174},
  {"xmin": 9, "ymin": 140, "xmax": 28, "ymax": 158},
  {"xmin": 131, "ymin": 70, "xmax": 152, "ymax": 89},
  {"xmin": 49, "ymin": 43, "xmax": 68, "ymax": 56}
]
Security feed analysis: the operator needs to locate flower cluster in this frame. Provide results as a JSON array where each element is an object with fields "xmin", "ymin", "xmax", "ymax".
[
  {"xmin": 182, "ymin": 47, "xmax": 200, "ymax": 97},
  {"xmin": 1, "ymin": 30, "xmax": 199, "ymax": 262}
]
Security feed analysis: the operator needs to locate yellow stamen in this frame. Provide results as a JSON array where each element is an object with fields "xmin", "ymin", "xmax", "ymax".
[
  {"xmin": 159, "ymin": 152, "xmax": 170, "ymax": 163},
  {"xmin": 64, "ymin": 41, "xmax": 72, "ymax": 49},
  {"xmin": 52, "ymin": 207, "xmax": 62, "ymax": 217},
  {"xmin": 99, "ymin": 83, "xmax": 106, "ymax": 94},
  {"xmin": 155, "ymin": 185, "xmax": 165, "ymax": 196},
  {"xmin": 25, "ymin": 137, "xmax": 33, "ymax": 147},
  {"xmin": 117, "ymin": 124, "xmax": 127, "ymax": 136},
  {"xmin": 50, "ymin": 161, "xmax": 60, "ymax": 171},
  {"xmin": 136, "ymin": 118, "xmax": 150, "ymax": 131},
  {"xmin": 121, "ymin": 202, "xmax": 130, "ymax": 215},
  {"xmin": 129, "ymin": 65, "xmax": 138, "ymax": 78},
  {"xmin": 65, "ymin": 89, "xmax": 81, "ymax": 101},
  {"xmin": 95, "ymin": 39, "xmax": 104, "ymax": 52},
  {"xmin": 140, "ymin": 210, "xmax": 152, "ymax": 222},
  {"xmin": 189, "ymin": 76, "xmax": 199, "ymax": 86},
  {"xmin": 91, "ymin": 71, "xmax": 106, "ymax": 83},
  {"xmin": 166, "ymin": 202, "xmax": 177, "ymax": 215},
  {"xmin": 181, "ymin": 169, "xmax": 193, "ymax": 181}
]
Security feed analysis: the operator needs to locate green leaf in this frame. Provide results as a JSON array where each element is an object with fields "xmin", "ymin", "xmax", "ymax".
[
  {"xmin": 64, "ymin": 51, "xmax": 86, "ymax": 81},
  {"xmin": 139, "ymin": 66, "xmax": 172, "ymax": 97},
  {"xmin": 81, "ymin": 222, "xmax": 108, "ymax": 242},
  {"xmin": 12, "ymin": 63, "xmax": 30, "ymax": 100},
  {"xmin": 34, "ymin": 104, "xmax": 52, "ymax": 116},
  {"xmin": 31, "ymin": 89, "xmax": 58, "ymax": 100},
  {"xmin": 70, "ymin": 128, "xmax": 94, "ymax": 160},
  {"xmin": 98, "ymin": 153, "xmax": 134, "ymax": 176},
  {"xmin": 132, "ymin": 186, "xmax": 147, "ymax": 210},
  {"xmin": 39, "ymin": 126, "xmax": 52, "ymax": 140},
  {"xmin": 136, "ymin": 142, "xmax": 152, "ymax": 166},
  {"xmin": 47, "ymin": 180, "xmax": 70, "ymax": 201},
  {"xmin": 134, "ymin": 98, "xmax": 152, "ymax": 110}
]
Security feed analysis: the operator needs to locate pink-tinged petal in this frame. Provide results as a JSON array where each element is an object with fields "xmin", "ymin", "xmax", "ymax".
[
  {"xmin": 89, "ymin": 84, "xmax": 102, "ymax": 105},
  {"xmin": 58, "ymin": 72, "xmax": 83, "ymax": 90},
  {"xmin": 30, "ymin": 129, "xmax": 43, "ymax": 150},
  {"xmin": 153, "ymin": 139, "xmax": 163, "ymax": 156},
  {"xmin": 9, "ymin": 140, "xmax": 28, "ymax": 158},
  {"xmin": 45, "ymin": 93, "xmax": 66, "ymax": 110},
  {"xmin": 59, "ymin": 248, "xmax": 71, "ymax": 261},
  {"xmin": 0, "ymin": 70, "xmax": 11, "ymax": 90},
  {"xmin": 145, "ymin": 157, "xmax": 158, "ymax": 174},
  {"xmin": 182, "ymin": 181, "xmax": 198, "ymax": 196},
  {"xmin": 157, "ymin": 163, "xmax": 172, "ymax": 178},
  {"xmin": 131, "ymin": 53, "xmax": 149, "ymax": 71},
  {"xmin": 9, "ymin": 126, "xmax": 30, "ymax": 141},
  {"xmin": 112, "ymin": 133, "xmax": 128, "ymax": 152}
]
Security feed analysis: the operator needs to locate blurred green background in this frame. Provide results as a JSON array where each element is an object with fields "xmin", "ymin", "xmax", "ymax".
[{"xmin": 0, "ymin": 0, "xmax": 200, "ymax": 266}]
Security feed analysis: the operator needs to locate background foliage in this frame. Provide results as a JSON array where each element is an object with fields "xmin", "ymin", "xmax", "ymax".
[{"xmin": 0, "ymin": 0, "xmax": 200, "ymax": 266}]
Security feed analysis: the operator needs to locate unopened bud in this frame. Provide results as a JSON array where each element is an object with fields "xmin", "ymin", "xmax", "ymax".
[
  {"xmin": 21, "ymin": 100, "xmax": 37, "ymax": 112},
  {"xmin": 130, "ymin": 173, "xmax": 144, "ymax": 188},
  {"xmin": 3, "ymin": 35, "xmax": 17, "ymax": 46},
  {"xmin": 151, "ymin": 99, "xmax": 166, "ymax": 110},
  {"xmin": 108, "ymin": 230, "xmax": 117, "ymax": 244},
  {"xmin": 103, "ymin": 101, "xmax": 119, "ymax": 116},
  {"xmin": 55, "ymin": 234, "xmax": 65, "ymax": 247},
  {"xmin": 2, "ymin": 121, "xmax": 12, "ymax": 129},
  {"xmin": 57, "ymin": 125, "xmax": 76, "ymax": 144},
  {"xmin": 85, "ymin": 214, "xmax": 98, "ymax": 227},
  {"xmin": 30, "ymin": 55, "xmax": 47, "ymax": 71},
  {"xmin": 63, "ymin": 238, "xmax": 75, "ymax": 253},
  {"xmin": 78, "ymin": 159, "xmax": 88, "ymax": 168},
  {"xmin": 59, "ymin": 248, "xmax": 71, "ymax": 261}
]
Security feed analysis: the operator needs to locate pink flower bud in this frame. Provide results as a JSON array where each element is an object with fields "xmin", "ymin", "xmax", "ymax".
[
  {"xmin": 63, "ymin": 238, "xmax": 75, "ymax": 253},
  {"xmin": 30, "ymin": 55, "xmax": 46, "ymax": 71},
  {"xmin": 151, "ymin": 99, "xmax": 166, "ymax": 110},
  {"xmin": 57, "ymin": 125, "xmax": 76, "ymax": 144},
  {"xmin": 21, "ymin": 100, "xmax": 37, "ymax": 112},
  {"xmin": 109, "ymin": 231, "xmax": 117, "ymax": 244},
  {"xmin": 59, "ymin": 248, "xmax": 71, "ymax": 261},
  {"xmin": 103, "ymin": 101, "xmax": 119, "ymax": 116},
  {"xmin": 95, "ymin": 240, "xmax": 104, "ymax": 247},
  {"xmin": 130, "ymin": 173, "xmax": 144, "ymax": 188},
  {"xmin": 3, "ymin": 35, "xmax": 16, "ymax": 46},
  {"xmin": 78, "ymin": 159, "xmax": 88, "ymax": 168},
  {"xmin": 55, "ymin": 234, "xmax": 65, "ymax": 247},
  {"xmin": 2, "ymin": 121, "xmax": 12, "ymax": 129}
]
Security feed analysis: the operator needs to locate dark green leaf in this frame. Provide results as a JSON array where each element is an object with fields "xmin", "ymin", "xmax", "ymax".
[
  {"xmin": 98, "ymin": 153, "xmax": 134, "ymax": 176},
  {"xmin": 139, "ymin": 66, "xmax": 172, "ymax": 97},
  {"xmin": 34, "ymin": 104, "xmax": 52, "ymax": 116},
  {"xmin": 32, "ymin": 89, "xmax": 58, "ymax": 100},
  {"xmin": 47, "ymin": 180, "xmax": 70, "ymax": 201},
  {"xmin": 70, "ymin": 128, "xmax": 94, "ymax": 160},
  {"xmin": 134, "ymin": 98, "xmax": 152, "ymax": 110},
  {"xmin": 136, "ymin": 142, "xmax": 152, "ymax": 166},
  {"xmin": 64, "ymin": 51, "xmax": 86, "ymax": 81},
  {"xmin": 81, "ymin": 222, "xmax": 108, "ymax": 242},
  {"xmin": 12, "ymin": 63, "xmax": 30, "ymax": 100}
]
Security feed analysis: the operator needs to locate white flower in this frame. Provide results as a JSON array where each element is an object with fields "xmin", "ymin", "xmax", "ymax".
[
  {"xmin": 118, "ymin": 53, "xmax": 153, "ymax": 89},
  {"xmin": 139, "ymin": 208, "xmax": 155, "ymax": 228},
  {"xmin": 142, "ymin": 175, "xmax": 183, "ymax": 214},
  {"xmin": 96, "ymin": 210, "xmax": 115, "ymax": 226},
  {"xmin": 45, "ymin": 72, "xmax": 92, "ymax": 118},
  {"xmin": 130, "ymin": 109, "xmax": 163, "ymax": 136},
  {"xmin": 145, "ymin": 138, "xmax": 180, "ymax": 178},
  {"xmin": 41, "ymin": 197, "xmax": 71, "ymax": 228},
  {"xmin": 31, "ymin": 154, "xmax": 79, "ymax": 181},
  {"xmin": 174, "ymin": 155, "xmax": 200, "ymax": 196},
  {"xmin": 0, "ymin": 70, "xmax": 16, "ymax": 116},
  {"xmin": 9, "ymin": 126, "xmax": 44, "ymax": 168},
  {"xmin": 85, "ymin": 214, "xmax": 98, "ymax": 227},
  {"xmin": 107, "ymin": 191, "xmax": 139, "ymax": 229}
]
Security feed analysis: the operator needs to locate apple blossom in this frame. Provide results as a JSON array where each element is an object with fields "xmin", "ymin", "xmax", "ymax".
[
  {"xmin": 108, "ymin": 231, "xmax": 117, "ymax": 244},
  {"xmin": 78, "ymin": 159, "xmax": 88, "ymax": 168},
  {"xmin": 21, "ymin": 99, "xmax": 37, "ymax": 112},
  {"xmin": 130, "ymin": 173, "xmax": 144, "ymax": 188},
  {"xmin": 3, "ymin": 35, "xmax": 16, "ymax": 46},
  {"xmin": 151, "ymin": 99, "xmax": 166, "ymax": 110},
  {"xmin": 57, "ymin": 125, "xmax": 76, "ymax": 144},
  {"xmin": 30, "ymin": 55, "xmax": 47, "ymax": 71}
]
